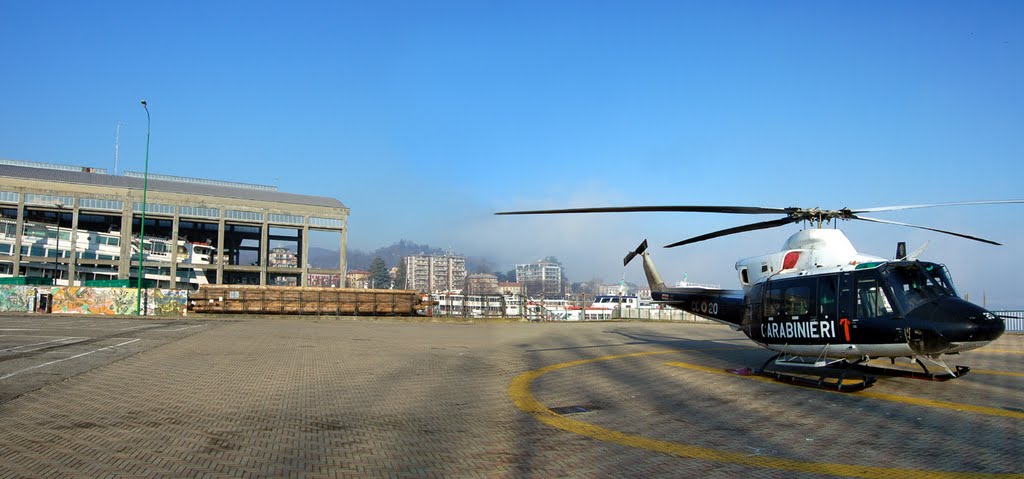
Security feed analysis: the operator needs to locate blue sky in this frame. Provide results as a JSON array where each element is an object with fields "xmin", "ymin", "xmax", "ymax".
[{"xmin": 2, "ymin": 1, "xmax": 1022, "ymax": 307}]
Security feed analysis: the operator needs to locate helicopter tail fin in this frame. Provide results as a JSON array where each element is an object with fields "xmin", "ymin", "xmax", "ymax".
[
  {"xmin": 625, "ymin": 240, "xmax": 666, "ymax": 291},
  {"xmin": 623, "ymin": 239, "xmax": 648, "ymax": 267}
]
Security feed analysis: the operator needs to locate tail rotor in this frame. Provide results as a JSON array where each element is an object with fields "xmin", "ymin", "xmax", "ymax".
[{"xmin": 623, "ymin": 239, "xmax": 649, "ymax": 266}]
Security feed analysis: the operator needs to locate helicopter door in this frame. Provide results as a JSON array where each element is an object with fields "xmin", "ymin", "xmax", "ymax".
[
  {"xmin": 843, "ymin": 269, "xmax": 907, "ymax": 345},
  {"xmin": 838, "ymin": 273, "xmax": 853, "ymax": 320},
  {"xmin": 837, "ymin": 273, "xmax": 853, "ymax": 343},
  {"xmin": 818, "ymin": 275, "xmax": 838, "ymax": 323}
]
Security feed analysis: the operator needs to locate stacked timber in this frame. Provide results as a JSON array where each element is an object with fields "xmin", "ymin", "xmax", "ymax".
[{"xmin": 188, "ymin": 285, "xmax": 431, "ymax": 316}]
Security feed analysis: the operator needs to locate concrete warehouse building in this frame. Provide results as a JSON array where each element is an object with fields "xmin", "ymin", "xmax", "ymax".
[{"xmin": 0, "ymin": 159, "xmax": 348, "ymax": 289}]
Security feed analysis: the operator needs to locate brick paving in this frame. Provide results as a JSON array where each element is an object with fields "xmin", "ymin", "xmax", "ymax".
[{"xmin": 0, "ymin": 318, "xmax": 1020, "ymax": 478}]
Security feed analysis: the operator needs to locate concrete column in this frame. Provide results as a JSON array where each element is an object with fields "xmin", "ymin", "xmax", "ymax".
[
  {"xmin": 339, "ymin": 220, "xmax": 347, "ymax": 287},
  {"xmin": 118, "ymin": 200, "xmax": 134, "ymax": 280},
  {"xmin": 69, "ymin": 203, "xmax": 79, "ymax": 285},
  {"xmin": 169, "ymin": 213, "xmax": 180, "ymax": 289},
  {"xmin": 260, "ymin": 218, "xmax": 268, "ymax": 286},
  {"xmin": 301, "ymin": 224, "xmax": 309, "ymax": 287},
  {"xmin": 12, "ymin": 196, "xmax": 24, "ymax": 276},
  {"xmin": 216, "ymin": 217, "xmax": 226, "ymax": 285}
]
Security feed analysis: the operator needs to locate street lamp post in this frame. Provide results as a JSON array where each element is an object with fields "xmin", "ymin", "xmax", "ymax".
[{"xmin": 136, "ymin": 100, "xmax": 151, "ymax": 316}]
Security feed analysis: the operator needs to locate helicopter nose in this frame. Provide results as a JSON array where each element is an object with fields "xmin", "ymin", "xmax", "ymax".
[{"xmin": 904, "ymin": 297, "xmax": 1005, "ymax": 355}]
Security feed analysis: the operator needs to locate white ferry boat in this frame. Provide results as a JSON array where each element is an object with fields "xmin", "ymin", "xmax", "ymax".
[
  {"xmin": 589, "ymin": 294, "xmax": 647, "ymax": 310},
  {"xmin": 0, "ymin": 218, "xmax": 214, "ymax": 287}
]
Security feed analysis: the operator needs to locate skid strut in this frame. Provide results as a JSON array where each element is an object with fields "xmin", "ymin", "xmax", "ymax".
[
  {"xmin": 851, "ymin": 359, "xmax": 969, "ymax": 381},
  {"xmin": 744, "ymin": 354, "xmax": 877, "ymax": 392}
]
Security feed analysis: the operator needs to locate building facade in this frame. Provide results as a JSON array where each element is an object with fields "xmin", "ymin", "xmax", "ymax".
[
  {"xmin": 516, "ymin": 260, "xmax": 564, "ymax": 299},
  {"xmin": 0, "ymin": 159, "xmax": 348, "ymax": 288},
  {"xmin": 345, "ymin": 270, "xmax": 369, "ymax": 289},
  {"xmin": 402, "ymin": 253, "xmax": 466, "ymax": 293},
  {"xmin": 497, "ymin": 281, "xmax": 524, "ymax": 297},
  {"xmin": 464, "ymin": 273, "xmax": 498, "ymax": 295},
  {"xmin": 268, "ymin": 247, "xmax": 298, "ymax": 268}
]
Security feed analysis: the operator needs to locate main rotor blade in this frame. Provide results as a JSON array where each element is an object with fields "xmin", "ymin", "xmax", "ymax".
[
  {"xmin": 852, "ymin": 215, "xmax": 1001, "ymax": 245},
  {"xmin": 496, "ymin": 205, "xmax": 791, "ymax": 215},
  {"xmin": 851, "ymin": 199, "xmax": 1024, "ymax": 214},
  {"xmin": 664, "ymin": 217, "xmax": 796, "ymax": 248}
]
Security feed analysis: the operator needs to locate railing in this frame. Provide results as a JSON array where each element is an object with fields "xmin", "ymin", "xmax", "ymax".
[
  {"xmin": 612, "ymin": 308, "xmax": 713, "ymax": 323},
  {"xmin": 427, "ymin": 293, "xmax": 715, "ymax": 323},
  {"xmin": 993, "ymin": 310, "xmax": 1024, "ymax": 333}
]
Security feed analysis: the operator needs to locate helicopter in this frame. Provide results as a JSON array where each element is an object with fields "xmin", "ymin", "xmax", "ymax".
[{"xmin": 497, "ymin": 200, "xmax": 1022, "ymax": 391}]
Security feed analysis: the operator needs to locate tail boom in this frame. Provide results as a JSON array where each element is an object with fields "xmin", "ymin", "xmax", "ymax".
[
  {"xmin": 626, "ymin": 239, "xmax": 744, "ymax": 329},
  {"xmin": 651, "ymin": 287, "xmax": 745, "ymax": 329}
]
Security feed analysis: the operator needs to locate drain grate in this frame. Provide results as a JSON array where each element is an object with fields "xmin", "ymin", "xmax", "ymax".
[{"xmin": 550, "ymin": 404, "xmax": 601, "ymax": 415}]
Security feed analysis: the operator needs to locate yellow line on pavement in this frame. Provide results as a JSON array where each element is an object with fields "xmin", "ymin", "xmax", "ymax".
[
  {"xmin": 664, "ymin": 361, "xmax": 1024, "ymax": 420},
  {"xmin": 970, "ymin": 369, "xmax": 1024, "ymax": 378},
  {"xmin": 509, "ymin": 350, "xmax": 1023, "ymax": 479}
]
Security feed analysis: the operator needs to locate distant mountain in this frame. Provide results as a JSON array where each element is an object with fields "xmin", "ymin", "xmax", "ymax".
[
  {"xmin": 309, "ymin": 240, "xmax": 457, "ymax": 271},
  {"xmin": 370, "ymin": 240, "xmax": 447, "ymax": 270},
  {"xmin": 308, "ymin": 246, "xmax": 344, "ymax": 269}
]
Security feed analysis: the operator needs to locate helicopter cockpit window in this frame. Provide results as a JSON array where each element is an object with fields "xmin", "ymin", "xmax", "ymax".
[
  {"xmin": 883, "ymin": 263, "xmax": 952, "ymax": 313},
  {"xmin": 765, "ymin": 282, "xmax": 811, "ymax": 317},
  {"xmin": 921, "ymin": 262, "xmax": 958, "ymax": 297},
  {"xmin": 855, "ymin": 277, "xmax": 894, "ymax": 319},
  {"xmin": 818, "ymin": 276, "xmax": 837, "ymax": 317}
]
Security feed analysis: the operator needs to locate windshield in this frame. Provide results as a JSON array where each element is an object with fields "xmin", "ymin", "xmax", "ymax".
[
  {"xmin": 920, "ymin": 262, "xmax": 958, "ymax": 297},
  {"xmin": 882, "ymin": 262, "xmax": 954, "ymax": 313}
]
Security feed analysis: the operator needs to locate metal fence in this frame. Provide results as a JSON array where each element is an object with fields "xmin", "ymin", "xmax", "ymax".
[
  {"xmin": 427, "ymin": 293, "xmax": 715, "ymax": 323},
  {"xmin": 612, "ymin": 308, "xmax": 713, "ymax": 323},
  {"xmin": 994, "ymin": 310, "xmax": 1024, "ymax": 333}
]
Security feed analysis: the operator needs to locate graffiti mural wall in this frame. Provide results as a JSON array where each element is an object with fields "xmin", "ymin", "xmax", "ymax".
[
  {"xmin": 51, "ymin": 287, "xmax": 188, "ymax": 316},
  {"xmin": 0, "ymin": 286, "xmax": 37, "ymax": 312}
]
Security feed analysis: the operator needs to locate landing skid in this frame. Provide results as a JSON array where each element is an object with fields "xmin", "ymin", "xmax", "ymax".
[
  {"xmin": 733, "ymin": 353, "xmax": 970, "ymax": 391},
  {"xmin": 754, "ymin": 366, "xmax": 877, "ymax": 392},
  {"xmin": 731, "ymin": 354, "xmax": 877, "ymax": 392},
  {"xmin": 852, "ymin": 358, "xmax": 970, "ymax": 381}
]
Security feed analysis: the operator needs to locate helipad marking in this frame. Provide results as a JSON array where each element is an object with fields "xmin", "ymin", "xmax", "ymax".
[
  {"xmin": 0, "ymin": 337, "xmax": 82, "ymax": 353},
  {"xmin": 971, "ymin": 349, "xmax": 1024, "ymax": 355},
  {"xmin": 0, "ymin": 338, "xmax": 141, "ymax": 381},
  {"xmin": 509, "ymin": 350, "xmax": 1023, "ymax": 479},
  {"xmin": 665, "ymin": 361, "xmax": 1024, "ymax": 420},
  {"xmin": 970, "ymin": 369, "xmax": 1024, "ymax": 378}
]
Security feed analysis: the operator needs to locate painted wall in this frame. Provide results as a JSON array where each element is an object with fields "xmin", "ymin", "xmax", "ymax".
[
  {"xmin": 52, "ymin": 287, "xmax": 187, "ymax": 316},
  {"xmin": 0, "ymin": 286, "xmax": 37, "ymax": 312},
  {"xmin": 0, "ymin": 286, "xmax": 187, "ymax": 316}
]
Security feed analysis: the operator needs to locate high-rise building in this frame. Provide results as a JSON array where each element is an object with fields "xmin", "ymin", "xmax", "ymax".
[
  {"xmin": 402, "ymin": 253, "xmax": 466, "ymax": 293},
  {"xmin": 516, "ymin": 260, "xmax": 564, "ymax": 299}
]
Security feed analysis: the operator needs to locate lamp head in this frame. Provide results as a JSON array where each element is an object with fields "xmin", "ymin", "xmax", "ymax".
[{"xmin": 141, "ymin": 100, "xmax": 147, "ymax": 107}]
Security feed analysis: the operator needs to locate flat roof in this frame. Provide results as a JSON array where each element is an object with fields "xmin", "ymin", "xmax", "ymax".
[{"xmin": 0, "ymin": 164, "xmax": 345, "ymax": 209}]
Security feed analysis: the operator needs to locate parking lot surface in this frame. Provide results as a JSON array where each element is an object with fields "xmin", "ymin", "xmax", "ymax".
[{"xmin": 0, "ymin": 315, "xmax": 1020, "ymax": 478}]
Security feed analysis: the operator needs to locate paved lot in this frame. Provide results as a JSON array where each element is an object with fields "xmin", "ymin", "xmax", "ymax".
[
  {"xmin": 0, "ymin": 315, "xmax": 216, "ymax": 403},
  {"xmin": 0, "ymin": 315, "xmax": 1020, "ymax": 478}
]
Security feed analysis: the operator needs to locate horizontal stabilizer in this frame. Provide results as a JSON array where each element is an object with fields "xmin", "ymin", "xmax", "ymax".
[{"xmin": 623, "ymin": 239, "xmax": 649, "ymax": 266}]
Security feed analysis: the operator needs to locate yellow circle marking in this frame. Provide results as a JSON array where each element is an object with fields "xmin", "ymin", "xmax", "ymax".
[
  {"xmin": 971, "ymin": 349, "xmax": 1024, "ymax": 355},
  {"xmin": 970, "ymin": 369, "xmax": 1024, "ymax": 378},
  {"xmin": 510, "ymin": 349, "xmax": 1023, "ymax": 479},
  {"xmin": 665, "ymin": 361, "xmax": 1024, "ymax": 420}
]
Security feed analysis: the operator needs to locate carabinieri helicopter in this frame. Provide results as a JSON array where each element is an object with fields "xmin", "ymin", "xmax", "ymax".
[{"xmin": 497, "ymin": 200, "xmax": 1022, "ymax": 391}]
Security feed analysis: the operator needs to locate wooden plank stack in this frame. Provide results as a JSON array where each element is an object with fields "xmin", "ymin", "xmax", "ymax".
[{"xmin": 188, "ymin": 285, "xmax": 430, "ymax": 316}]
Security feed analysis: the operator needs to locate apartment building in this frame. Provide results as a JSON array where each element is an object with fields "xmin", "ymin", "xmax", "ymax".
[
  {"xmin": 402, "ymin": 253, "xmax": 466, "ymax": 293},
  {"xmin": 515, "ymin": 260, "xmax": 564, "ymax": 299}
]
